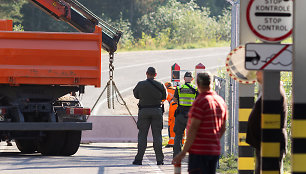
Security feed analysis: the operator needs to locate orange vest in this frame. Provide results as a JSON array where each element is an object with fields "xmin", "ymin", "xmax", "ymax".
[
  {"xmin": 166, "ymin": 87, "xmax": 175, "ymax": 104},
  {"xmin": 166, "ymin": 86, "xmax": 177, "ymax": 145}
]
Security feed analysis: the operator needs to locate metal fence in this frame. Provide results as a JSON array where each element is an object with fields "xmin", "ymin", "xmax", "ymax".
[{"xmin": 223, "ymin": 0, "xmax": 240, "ymax": 156}]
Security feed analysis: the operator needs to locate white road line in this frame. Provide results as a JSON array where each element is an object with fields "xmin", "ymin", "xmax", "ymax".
[
  {"xmin": 91, "ymin": 65, "xmax": 224, "ymax": 115},
  {"xmin": 101, "ymin": 53, "xmax": 226, "ymax": 73},
  {"xmin": 91, "ymin": 76, "xmax": 171, "ymax": 115},
  {"xmin": 143, "ymin": 156, "xmax": 165, "ymax": 174}
]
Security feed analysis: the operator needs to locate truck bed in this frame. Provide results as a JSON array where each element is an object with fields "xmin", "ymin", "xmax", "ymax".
[{"xmin": 0, "ymin": 26, "xmax": 102, "ymax": 87}]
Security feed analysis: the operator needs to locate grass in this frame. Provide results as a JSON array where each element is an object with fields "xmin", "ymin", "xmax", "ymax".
[
  {"xmin": 162, "ymin": 136, "xmax": 169, "ymax": 147},
  {"xmin": 216, "ymin": 154, "xmax": 292, "ymax": 174},
  {"xmin": 283, "ymin": 153, "xmax": 291, "ymax": 173},
  {"xmin": 217, "ymin": 155, "xmax": 238, "ymax": 174},
  {"xmin": 117, "ymin": 40, "xmax": 230, "ymax": 52},
  {"xmin": 162, "ymin": 135, "xmax": 292, "ymax": 173},
  {"xmin": 117, "ymin": 36, "xmax": 290, "ymax": 53}
]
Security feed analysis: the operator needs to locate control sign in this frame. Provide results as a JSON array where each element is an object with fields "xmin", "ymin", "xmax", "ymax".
[
  {"xmin": 247, "ymin": 0, "xmax": 293, "ymax": 42},
  {"xmin": 245, "ymin": 43, "xmax": 292, "ymax": 71}
]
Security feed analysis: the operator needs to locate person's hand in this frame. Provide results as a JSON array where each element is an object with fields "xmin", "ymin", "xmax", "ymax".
[{"xmin": 172, "ymin": 151, "xmax": 186, "ymax": 165}]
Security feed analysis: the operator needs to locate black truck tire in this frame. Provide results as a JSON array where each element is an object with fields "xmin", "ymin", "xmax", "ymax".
[
  {"xmin": 60, "ymin": 130, "xmax": 81, "ymax": 156},
  {"xmin": 38, "ymin": 131, "xmax": 66, "ymax": 156},
  {"xmin": 15, "ymin": 139, "xmax": 38, "ymax": 153}
]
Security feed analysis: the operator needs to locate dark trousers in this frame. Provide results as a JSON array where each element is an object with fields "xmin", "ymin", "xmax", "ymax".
[
  {"xmin": 188, "ymin": 154, "xmax": 219, "ymax": 174},
  {"xmin": 173, "ymin": 112, "xmax": 188, "ymax": 157},
  {"xmin": 134, "ymin": 108, "xmax": 164, "ymax": 162},
  {"xmin": 255, "ymin": 148, "xmax": 284, "ymax": 174}
]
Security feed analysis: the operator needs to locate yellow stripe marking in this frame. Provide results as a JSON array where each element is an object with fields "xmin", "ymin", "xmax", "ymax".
[
  {"xmin": 262, "ymin": 114, "xmax": 281, "ymax": 129},
  {"xmin": 292, "ymin": 154, "xmax": 306, "ymax": 172},
  {"xmin": 238, "ymin": 133, "xmax": 249, "ymax": 146},
  {"xmin": 261, "ymin": 142, "xmax": 280, "ymax": 157},
  {"xmin": 238, "ymin": 157, "xmax": 255, "ymax": 170},
  {"xmin": 261, "ymin": 171, "xmax": 279, "ymax": 174},
  {"xmin": 239, "ymin": 109, "xmax": 252, "ymax": 122},
  {"xmin": 292, "ymin": 120, "xmax": 306, "ymax": 138}
]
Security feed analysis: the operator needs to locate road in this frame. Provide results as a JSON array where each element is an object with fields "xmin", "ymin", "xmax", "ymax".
[
  {"xmin": 0, "ymin": 142, "xmax": 190, "ymax": 174},
  {"xmin": 80, "ymin": 47, "xmax": 230, "ymax": 115},
  {"xmin": 0, "ymin": 48, "xmax": 230, "ymax": 174}
]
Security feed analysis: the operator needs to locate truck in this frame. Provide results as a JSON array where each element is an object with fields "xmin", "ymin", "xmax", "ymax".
[{"xmin": 0, "ymin": 0, "xmax": 121, "ymax": 156}]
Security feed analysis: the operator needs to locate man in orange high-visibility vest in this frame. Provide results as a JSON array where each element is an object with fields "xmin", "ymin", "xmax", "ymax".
[{"xmin": 164, "ymin": 82, "xmax": 178, "ymax": 147}]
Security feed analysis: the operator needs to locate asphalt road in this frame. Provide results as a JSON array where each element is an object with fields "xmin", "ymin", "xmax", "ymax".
[
  {"xmin": 0, "ymin": 48, "xmax": 230, "ymax": 174},
  {"xmin": 0, "ymin": 142, "xmax": 189, "ymax": 174},
  {"xmin": 80, "ymin": 47, "xmax": 230, "ymax": 116}
]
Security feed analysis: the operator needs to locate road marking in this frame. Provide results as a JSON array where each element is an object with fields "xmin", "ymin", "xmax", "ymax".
[
  {"xmin": 91, "ymin": 65, "xmax": 224, "ymax": 115},
  {"xmin": 143, "ymin": 156, "xmax": 165, "ymax": 174},
  {"xmin": 101, "ymin": 53, "xmax": 226, "ymax": 73},
  {"xmin": 91, "ymin": 76, "xmax": 171, "ymax": 115}
]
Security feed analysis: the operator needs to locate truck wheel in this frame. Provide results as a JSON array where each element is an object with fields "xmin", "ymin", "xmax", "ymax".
[
  {"xmin": 38, "ymin": 131, "xmax": 66, "ymax": 156},
  {"xmin": 15, "ymin": 139, "xmax": 38, "ymax": 153},
  {"xmin": 60, "ymin": 131, "xmax": 81, "ymax": 156}
]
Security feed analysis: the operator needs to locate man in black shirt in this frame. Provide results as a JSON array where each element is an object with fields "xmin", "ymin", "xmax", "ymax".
[{"xmin": 133, "ymin": 67, "xmax": 167, "ymax": 165}]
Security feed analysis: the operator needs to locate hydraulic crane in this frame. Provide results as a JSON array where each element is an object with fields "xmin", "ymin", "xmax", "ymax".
[
  {"xmin": 29, "ymin": 0, "xmax": 122, "ymax": 53},
  {"xmin": 0, "ymin": 0, "xmax": 122, "ymax": 156},
  {"xmin": 30, "ymin": 0, "xmax": 131, "ymax": 113}
]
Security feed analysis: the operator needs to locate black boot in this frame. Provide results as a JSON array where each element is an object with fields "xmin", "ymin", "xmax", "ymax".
[{"xmin": 132, "ymin": 160, "xmax": 142, "ymax": 165}]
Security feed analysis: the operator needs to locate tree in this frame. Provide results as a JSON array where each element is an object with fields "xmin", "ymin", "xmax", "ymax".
[
  {"xmin": 137, "ymin": 0, "xmax": 231, "ymax": 46},
  {"xmin": 77, "ymin": 0, "xmax": 165, "ymax": 38},
  {"xmin": 0, "ymin": 0, "xmax": 26, "ymax": 23},
  {"xmin": 19, "ymin": 0, "xmax": 229, "ymax": 40},
  {"xmin": 195, "ymin": 0, "xmax": 230, "ymax": 16},
  {"xmin": 21, "ymin": 2, "xmax": 77, "ymax": 32},
  {"xmin": 21, "ymin": 0, "xmax": 134, "ymax": 32}
]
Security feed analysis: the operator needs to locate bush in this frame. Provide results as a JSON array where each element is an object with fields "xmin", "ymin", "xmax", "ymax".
[
  {"xmin": 101, "ymin": 12, "xmax": 135, "ymax": 51},
  {"xmin": 130, "ymin": 0, "xmax": 231, "ymax": 50},
  {"xmin": 217, "ymin": 155, "xmax": 238, "ymax": 174},
  {"xmin": 13, "ymin": 24, "xmax": 24, "ymax": 31}
]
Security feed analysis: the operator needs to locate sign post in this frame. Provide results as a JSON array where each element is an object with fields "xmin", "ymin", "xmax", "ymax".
[
  {"xmin": 238, "ymin": 1, "xmax": 257, "ymax": 173},
  {"xmin": 246, "ymin": 0, "xmax": 293, "ymax": 173}
]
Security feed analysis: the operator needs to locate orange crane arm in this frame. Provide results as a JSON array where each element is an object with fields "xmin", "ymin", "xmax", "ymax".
[{"xmin": 28, "ymin": 0, "xmax": 121, "ymax": 53}]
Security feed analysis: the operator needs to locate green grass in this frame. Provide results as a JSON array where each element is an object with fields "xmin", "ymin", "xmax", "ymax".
[
  {"xmin": 162, "ymin": 138, "xmax": 292, "ymax": 173},
  {"xmin": 117, "ymin": 40, "xmax": 230, "ymax": 52},
  {"xmin": 217, "ymin": 155, "xmax": 238, "ymax": 174},
  {"xmin": 283, "ymin": 152, "xmax": 291, "ymax": 173},
  {"xmin": 162, "ymin": 136, "xmax": 169, "ymax": 146},
  {"xmin": 217, "ymin": 154, "xmax": 291, "ymax": 174}
]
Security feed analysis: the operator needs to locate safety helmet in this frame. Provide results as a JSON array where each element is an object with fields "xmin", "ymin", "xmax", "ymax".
[{"xmin": 164, "ymin": 82, "xmax": 172, "ymax": 88}]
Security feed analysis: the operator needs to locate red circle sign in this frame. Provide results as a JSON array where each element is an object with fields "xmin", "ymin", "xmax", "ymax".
[{"xmin": 246, "ymin": 0, "xmax": 293, "ymax": 42}]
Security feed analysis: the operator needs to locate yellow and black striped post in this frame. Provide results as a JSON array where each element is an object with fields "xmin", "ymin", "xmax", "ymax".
[
  {"xmin": 292, "ymin": 1, "xmax": 306, "ymax": 173},
  {"xmin": 238, "ymin": 1, "xmax": 257, "ymax": 173},
  {"xmin": 238, "ymin": 94, "xmax": 255, "ymax": 174},
  {"xmin": 291, "ymin": 104, "xmax": 306, "ymax": 174},
  {"xmin": 261, "ymin": 71, "xmax": 282, "ymax": 174}
]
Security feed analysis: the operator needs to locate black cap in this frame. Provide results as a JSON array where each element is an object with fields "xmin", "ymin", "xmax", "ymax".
[
  {"xmin": 147, "ymin": 67, "xmax": 156, "ymax": 75},
  {"xmin": 184, "ymin": 71, "xmax": 192, "ymax": 78}
]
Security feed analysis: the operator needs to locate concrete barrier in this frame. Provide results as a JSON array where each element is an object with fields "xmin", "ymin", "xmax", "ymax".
[{"xmin": 81, "ymin": 115, "xmax": 153, "ymax": 143}]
